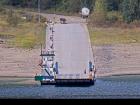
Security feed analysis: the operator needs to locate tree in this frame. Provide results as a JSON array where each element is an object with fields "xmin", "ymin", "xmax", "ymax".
[
  {"xmin": 80, "ymin": 0, "xmax": 94, "ymax": 10},
  {"xmin": 107, "ymin": 0, "xmax": 122, "ymax": 11},
  {"xmin": 136, "ymin": 0, "xmax": 140, "ymax": 20},
  {"xmin": 92, "ymin": 0, "xmax": 107, "ymax": 24},
  {"xmin": 122, "ymin": 0, "xmax": 139, "ymax": 23}
]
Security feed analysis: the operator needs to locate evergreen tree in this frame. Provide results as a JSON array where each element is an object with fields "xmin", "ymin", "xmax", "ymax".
[
  {"xmin": 92, "ymin": 0, "xmax": 107, "ymax": 24},
  {"xmin": 0, "ymin": 0, "xmax": 140, "ymax": 24},
  {"xmin": 136, "ymin": 0, "xmax": 140, "ymax": 20},
  {"xmin": 122, "ymin": 0, "xmax": 138, "ymax": 23},
  {"xmin": 107, "ymin": 0, "xmax": 122, "ymax": 11}
]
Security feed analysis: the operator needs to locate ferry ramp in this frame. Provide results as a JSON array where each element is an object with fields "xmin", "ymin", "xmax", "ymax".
[{"xmin": 53, "ymin": 23, "xmax": 94, "ymax": 77}]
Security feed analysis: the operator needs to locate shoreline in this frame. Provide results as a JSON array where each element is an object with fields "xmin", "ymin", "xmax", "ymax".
[
  {"xmin": 97, "ymin": 73, "xmax": 140, "ymax": 78},
  {"xmin": 93, "ymin": 43, "xmax": 140, "ymax": 77},
  {"xmin": 0, "ymin": 43, "xmax": 140, "ymax": 80},
  {"xmin": 1, "ymin": 73, "xmax": 140, "ymax": 78}
]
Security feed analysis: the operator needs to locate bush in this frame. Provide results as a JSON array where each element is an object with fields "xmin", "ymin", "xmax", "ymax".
[
  {"xmin": 107, "ymin": 11, "xmax": 123, "ymax": 23},
  {"xmin": 7, "ymin": 10, "xmax": 20, "ymax": 27},
  {"xmin": 122, "ymin": 0, "xmax": 138, "ymax": 23},
  {"xmin": 90, "ymin": 0, "xmax": 107, "ymax": 26}
]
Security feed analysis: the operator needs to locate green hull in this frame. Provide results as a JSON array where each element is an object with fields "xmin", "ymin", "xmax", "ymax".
[{"xmin": 35, "ymin": 76, "xmax": 54, "ymax": 81}]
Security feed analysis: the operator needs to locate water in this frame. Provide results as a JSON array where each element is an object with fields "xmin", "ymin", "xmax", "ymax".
[{"xmin": 0, "ymin": 75, "xmax": 140, "ymax": 99}]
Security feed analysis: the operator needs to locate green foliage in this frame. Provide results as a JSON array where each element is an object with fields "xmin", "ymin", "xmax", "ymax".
[
  {"xmin": 91, "ymin": 0, "xmax": 107, "ymax": 24},
  {"xmin": 62, "ymin": 0, "xmax": 81, "ymax": 13},
  {"xmin": 106, "ymin": 0, "xmax": 122, "ymax": 11},
  {"xmin": 56, "ymin": 0, "xmax": 94, "ymax": 13},
  {"xmin": 0, "ymin": 0, "xmax": 140, "ymax": 24},
  {"xmin": 94, "ymin": 0, "xmax": 107, "ymax": 12},
  {"xmin": 136, "ymin": 0, "xmax": 140, "ymax": 20},
  {"xmin": 107, "ymin": 11, "xmax": 123, "ymax": 23},
  {"xmin": 0, "ymin": 0, "xmax": 10, "ymax": 5},
  {"xmin": 122, "ymin": 0, "xmax": 139, "ymax": 23}
]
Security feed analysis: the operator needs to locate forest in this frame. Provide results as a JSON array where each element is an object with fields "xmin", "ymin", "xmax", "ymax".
[{"xmin": 0, "ymin": 0, "xmax": 140, "ymax": 24}]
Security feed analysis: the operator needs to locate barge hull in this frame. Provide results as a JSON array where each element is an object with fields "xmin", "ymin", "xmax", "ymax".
[{"xmin": 40, "ymin": 79, "xmax": 94, "ymax": 86}]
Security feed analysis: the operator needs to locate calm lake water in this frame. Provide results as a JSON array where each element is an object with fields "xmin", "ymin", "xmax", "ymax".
[{"xmin": 0, "ymin": 75, "xmax": 140, "ymax": 99}]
